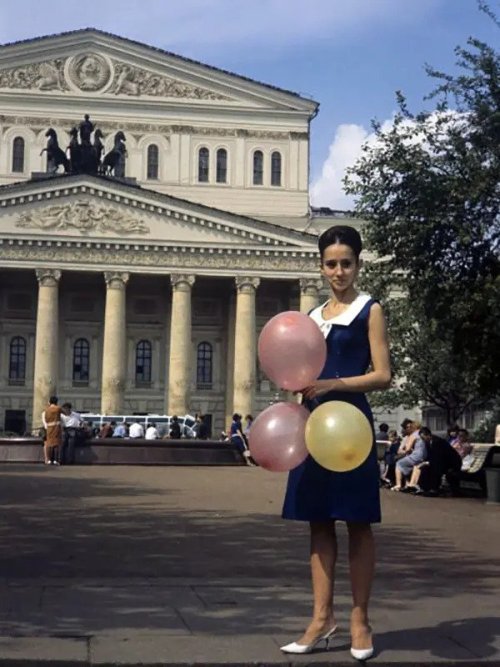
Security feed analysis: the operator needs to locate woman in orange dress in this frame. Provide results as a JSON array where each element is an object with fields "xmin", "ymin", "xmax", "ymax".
[{"xmin": 42, "ymin": 396, "xmax": 63, "ymax": 465}]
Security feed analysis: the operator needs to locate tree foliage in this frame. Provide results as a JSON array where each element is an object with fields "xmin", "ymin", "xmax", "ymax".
[{"xmin": 345, "ymin": 5, "xmax": 500, "ymax": 423}]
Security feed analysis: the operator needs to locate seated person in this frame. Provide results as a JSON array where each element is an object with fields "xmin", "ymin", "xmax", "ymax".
[
  {"xmin": 169, "ymin": 416, "xmax": 182, "ymax": 439},
  {"xmin": 452, "ymin": 428, "xmax": 473, "ymax": 459},
  {"xmin": 397, "ymin": 419, "xmax": 420, "ymax": 455},
  {"xmin": 98, "ymin": 421, "xmax": 115, "ymax": 438},
  {"xmin": 392, "ymin": 430, "xmax": 427, "ymax": 491},
  {"xmin": 447, "ymin": 424, "xmax": 460, "ymax": 446},
  {"xmin": 129, "ymin": 420, "xmax": 144, "ymax": 439},
  {"xmin": 145, "ymin": 423, "xmax": 159, "ymax": 440},
  {"xmin": 405, "ymin": 427, "xmax": 461, "ymax": 495},
  {"xmin": 113, "ymin": 421, "xmax": 128, "ymax": 438}
]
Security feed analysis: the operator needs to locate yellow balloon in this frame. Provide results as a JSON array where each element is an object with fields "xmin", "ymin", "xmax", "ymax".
[{"xmin": 305, "ymin": 401, "xmax": 373, "ymax": 472}]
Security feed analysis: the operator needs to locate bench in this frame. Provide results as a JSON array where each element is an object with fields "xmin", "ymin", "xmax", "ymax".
[{"xmin": 445, "ymin": 443, "xmax": 499, "ymax": 496}]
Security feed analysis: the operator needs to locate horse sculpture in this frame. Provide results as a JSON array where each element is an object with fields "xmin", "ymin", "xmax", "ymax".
[
  {"xmin": 68, "ymin": 126, "xmax": 82, "ymax": 174},
  {"xmin": 101, "ymin": 131, "xmax": 127, "ymax": 176},
  {"xmin": 40, "ymin": 129, "xmax": 70, "ymax": 174}
]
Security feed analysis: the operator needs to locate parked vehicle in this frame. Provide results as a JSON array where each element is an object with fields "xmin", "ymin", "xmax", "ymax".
[{"xmin": 80, "ymin": 414, "xmax": 197, "ymax": 438}]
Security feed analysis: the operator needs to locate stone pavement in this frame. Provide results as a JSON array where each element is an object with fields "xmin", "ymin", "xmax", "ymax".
[{"xmin": 0, "ymin": 464, "xmax": 499, "ymax": 666}]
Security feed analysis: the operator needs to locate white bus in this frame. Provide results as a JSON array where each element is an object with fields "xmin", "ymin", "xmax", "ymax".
[{"xmin": 80, "ymin": 414, "xmax": 197, "ymax": 438}]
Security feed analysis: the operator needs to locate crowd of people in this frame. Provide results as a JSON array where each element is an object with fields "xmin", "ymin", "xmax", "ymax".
[
  {"xmin": 377, "ymin": 419, "xmax": 475, "ymax": 496},
  {"xmin": 40, "ymin": 398, "xmax": 213, "ymax": 466}
]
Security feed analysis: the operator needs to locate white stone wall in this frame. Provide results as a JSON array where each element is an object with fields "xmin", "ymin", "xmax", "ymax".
[{"xmin": 0, "ymin": 122, "xmax": 310, "ymax": 217}]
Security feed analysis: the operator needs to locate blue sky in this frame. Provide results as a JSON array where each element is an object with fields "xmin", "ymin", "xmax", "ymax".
[{"xmin": 1, "ymin": 0, "xmax": 498, "ymax": 208}]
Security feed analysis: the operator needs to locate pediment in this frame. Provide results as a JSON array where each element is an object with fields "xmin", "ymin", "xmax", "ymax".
[
  {"xmin": 0, "ymin": 29, "xmax": 317, "ymax": 112},
  {"xmin": 0, "ymin": 174, "xmax": 318, "ymax": 251}
]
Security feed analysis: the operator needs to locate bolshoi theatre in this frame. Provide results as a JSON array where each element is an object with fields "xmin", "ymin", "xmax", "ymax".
[{"xmin": 0, "ymin": 28, "xmax": 361, "ymax": 435}]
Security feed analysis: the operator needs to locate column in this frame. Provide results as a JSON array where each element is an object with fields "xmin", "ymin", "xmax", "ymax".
[
  {"xmin": 232, "ymin": 276, "xmax": 260, "ymax": 418},
  {"xmin": 101, "ymin": 272, "xmax": 129, "ymax": 415},
  {"xmin": 299, "ymin": 277, "xmax": 323, "ymax": 314},
  {"xmin": 224, "ymin": 291, "xmax": 236, "ymax": 431},
  {"xmin": 167, "ymin": 273, "xmax": 195, "ymax": 415},
  {"xmin": 32, "ymin": 269, "xmax": 61, "ymax": 430}
]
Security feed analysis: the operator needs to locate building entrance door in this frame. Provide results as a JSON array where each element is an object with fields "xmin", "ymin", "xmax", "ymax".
[{"xmin": 4, "ymin": 409, "xmax": 26, "ymax": 435}]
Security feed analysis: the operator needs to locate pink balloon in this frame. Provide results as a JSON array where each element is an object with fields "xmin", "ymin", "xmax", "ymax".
[
  {"xmin": 258, "ymin": 311, "xmax": 327, "ymax": 391},
  {"xmin": 248, "ymin": 402, "xmax": 309, "ymax": 472}
]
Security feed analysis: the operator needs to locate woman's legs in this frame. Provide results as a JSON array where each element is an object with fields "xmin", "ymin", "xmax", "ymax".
[
  {"xmin": 347, "ymin": 522, "xmax": 375, "ymax": 650},
  {"xmin": 43, "ymin": 443, "xmax": 51, "ymax": 464},
  {"xmin": 296, "ymin": 520, "xmax": 337, "ymax": 644}
]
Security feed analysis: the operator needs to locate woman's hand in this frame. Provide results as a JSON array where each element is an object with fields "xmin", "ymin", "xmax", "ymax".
[{"xmin": 299, "ymin": 379, "xmax": 337, "ymax": 401}]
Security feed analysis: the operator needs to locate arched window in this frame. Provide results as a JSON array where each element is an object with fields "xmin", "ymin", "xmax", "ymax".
[
  {"xmin": 12, "ymin": 137, "xmax": 25, "ymax": 173},
  {"xmin": 9, "ymin": 336, "xmax": 26, "ymax": 382},
  {"xmin": 271, "ymin": 151, "xmax": 282, "ymax": 186},
  {"xmin": 147, "ymin": 144, "xmax": 159, "ymax": 179},
  {"xmin": 136, "ymin": 340, "xmax": 152, "ymax": 383},
  {"xmin": 73, "ymin": 338, "xmax": 90, "ymax": 383},
  {"xmin": 216, "ymin": 148, "xmax": 227, "ymax": 183},
  {"xmin": 198, "ymin": 147, "xmax": 209, "ymax": 182},
  {"xmin": 197, "ymin": 342, "xmax": 213, "ymax": 390},
  {"xmin": 253, "ymin": 150, "xmax": 263, "ymax": 185}
]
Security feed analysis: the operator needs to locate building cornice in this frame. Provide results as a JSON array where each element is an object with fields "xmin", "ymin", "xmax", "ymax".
[
  {"xmin": 0, "ymin": 237, "xmax": 319, "ymax": 279},
  {"xmin": 0, "ymin": 176, "xmax": 318, "ymax": 247},
  {"xmin": 0, "ymin": 114, "xmax": 308, "ymax": 141}
]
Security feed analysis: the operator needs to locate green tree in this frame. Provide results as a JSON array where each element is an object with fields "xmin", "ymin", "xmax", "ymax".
[{"xmin": 345, "ymin": 4, "xmax": 500, "ymax": 425}]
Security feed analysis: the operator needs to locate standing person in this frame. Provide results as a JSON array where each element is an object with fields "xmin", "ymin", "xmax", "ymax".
[
  {"xmin": 281, "ymin": 225, "xmax": 391, "ymax": 661},
  {"xmin": 41, "ymin": 396, "xmax": 64, "ymax": 465},
  {"xmin": 60, "ymin": 402, "xmax": 82, "ymax": 465},
  {"xmin": 243, "ymin": 414, "xmax": 254, "ymax": 443},
  {"xmin": 375, "ymin": 422, "xmax": 389, "ymax": 441}
]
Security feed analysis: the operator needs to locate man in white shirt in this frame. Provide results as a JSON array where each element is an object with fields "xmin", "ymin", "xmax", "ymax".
[
  {"xmin": 145, "ymin": 423, "xmax": 159, "ymax": 440},
  {"xmin": 60, "ymin": 402, "xmax": 82, "ymax": 465},
  {"xmin": 129, "ymin": 421, "xmax": 145, "ymax": 438}
]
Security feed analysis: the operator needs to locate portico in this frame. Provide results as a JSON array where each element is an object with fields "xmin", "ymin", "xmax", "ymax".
[{"xmin": 0, "ymin": 174, "xmax": 322, "ymax": 433}]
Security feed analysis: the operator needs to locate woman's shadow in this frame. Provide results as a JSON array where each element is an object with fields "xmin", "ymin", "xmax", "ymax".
[{"xmin": 373, "ymin": 616, "xmax": 500, "ymax": 661}]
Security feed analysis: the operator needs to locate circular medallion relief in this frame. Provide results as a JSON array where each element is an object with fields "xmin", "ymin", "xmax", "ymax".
[{"xmin": 67, "ymin": 53, "xmax": 112, "ymax": 92}]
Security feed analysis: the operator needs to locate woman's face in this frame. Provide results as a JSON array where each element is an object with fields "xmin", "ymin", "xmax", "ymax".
[{"xmin": 320, "ymin": 243, "xmax": 359, "ymax": 293}]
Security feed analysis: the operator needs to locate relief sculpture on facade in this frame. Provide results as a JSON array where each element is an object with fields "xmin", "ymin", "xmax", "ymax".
[
  {"xmin": 16, "ymin": 200, "xmax": 149, "ymax": 236},
  {"xmin": 0, "ymin": 52, "xmax": 228, "ymax": 100},
  {"xmin": 0, "ymin": 59, "xmax": 69, "ymax": 91},
  {"xmin": 67, "ymin": 53, "xmax": 112, "ymax": 91},
  {"xmin": 109, "ymin": 61, "xmax": 229, "ymax": 100}
]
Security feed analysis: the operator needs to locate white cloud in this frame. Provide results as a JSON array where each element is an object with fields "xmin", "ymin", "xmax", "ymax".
[
  {"xmin": 310, "ymin": 110, "xmax": 467, "ymax": 210},
  {"xmin": 310, "ymin": 122, "xmax": 384, "ymax": 210}
]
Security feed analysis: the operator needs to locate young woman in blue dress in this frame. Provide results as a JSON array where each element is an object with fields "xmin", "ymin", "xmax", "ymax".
[{"xmin": 281, "ymin": 225, "xmax": 391, "ymax": 661}]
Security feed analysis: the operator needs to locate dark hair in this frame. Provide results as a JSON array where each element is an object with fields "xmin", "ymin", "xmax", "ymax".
[
  {"xmin": 62, "ymin": 402, "xmax": 72, "ymax": 410},
  {"xmin": 49, "ymin": 395, "xmax": 58, "ymax": 404},
  {"xmin": 458, "ymin": 428, "xmax": 469, "ymax": 436},
  {"xmin": 378, "ymin": 423, "xmax": 389, "ymax": 432},
  {"xmin": 318, "ymin": 225, "xmax": 362, "ymax": 261},
  {"xmin": 401, "ymin": 418, "xmax": 413, "ymax": 429},
  {"xmin": 419, "ymin": 427, "xmax": 432, "ymax": 437},
  {"xmin": 232, "ymin": 413, "xmax": 241, "ymax": 421}
]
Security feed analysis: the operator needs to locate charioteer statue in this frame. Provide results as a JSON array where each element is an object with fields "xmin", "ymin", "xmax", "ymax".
[{"xmin": 42, "ymin": 114, "xmax": 127, "ymax": 177}]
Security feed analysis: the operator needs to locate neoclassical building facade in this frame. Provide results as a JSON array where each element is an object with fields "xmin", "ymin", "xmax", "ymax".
[{"xmin": 0, "ymin": 28, "xmax": 331, "ymax": 434}]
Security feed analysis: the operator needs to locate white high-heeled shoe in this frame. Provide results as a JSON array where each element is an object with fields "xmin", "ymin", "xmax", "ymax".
[
  {"xmin": 350, "ymin": 645, "xmax": 374, "ymax": 660},
  {"xmin": 280, "ymin": 625, "xmax": 337, "ymax": 654}
]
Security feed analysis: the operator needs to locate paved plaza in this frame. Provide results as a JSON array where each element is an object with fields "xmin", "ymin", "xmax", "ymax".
[{"xmin": 0, "ymin": 464, "xmax": 499, "ymax": 666}]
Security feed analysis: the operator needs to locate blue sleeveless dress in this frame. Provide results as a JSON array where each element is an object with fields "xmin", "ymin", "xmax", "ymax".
[{"xmin": 282, "ymin": 296, "xmax": 381, "ymax": 524}]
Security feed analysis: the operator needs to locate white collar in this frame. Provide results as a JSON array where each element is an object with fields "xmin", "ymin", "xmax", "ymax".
[{"xmin": 309, "ymin": 294, "xmax": 371, "ymax": 337}]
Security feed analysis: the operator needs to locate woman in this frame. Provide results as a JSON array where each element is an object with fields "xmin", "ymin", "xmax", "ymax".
[
  {"xmin": 281, "ymin": 225, "xmax": 391, "ymax": 661},
  {"xmin": 42, "ymin": 395, "xmax": 63, "ymax": 465}
]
